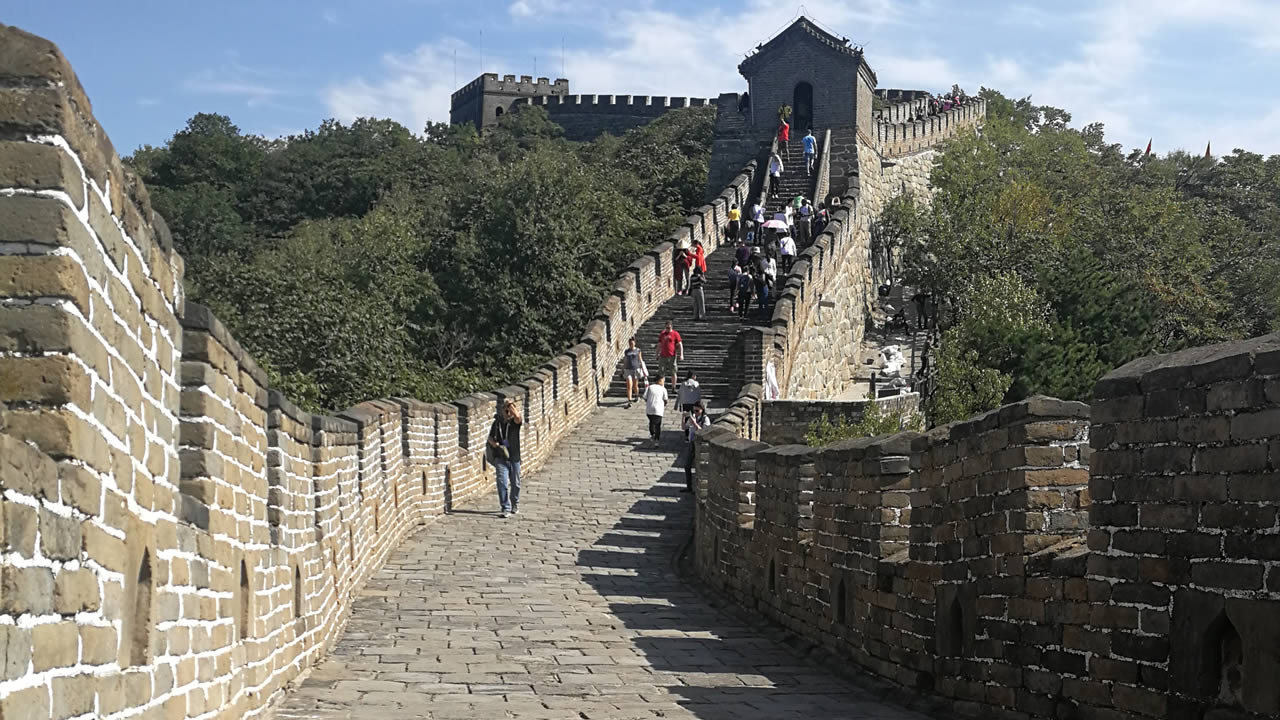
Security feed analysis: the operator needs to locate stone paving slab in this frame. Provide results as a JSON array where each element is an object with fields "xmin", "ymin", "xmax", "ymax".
[{"xmin": 273, "ymin": 404, "xmax": 935, "ymax": 720}]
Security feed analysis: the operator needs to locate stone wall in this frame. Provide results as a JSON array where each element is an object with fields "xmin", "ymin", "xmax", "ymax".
[
  {"xmin": 695, "ymin": 334, "xmax": 1280, "ymax": 720},
  {"xmin": 775, "ymin": 137, "xmax": 935, "ymax": 400},
  {"xmin": 511, "ymin": 94, "xmax": 713, "ymax": 142},
  {"xmin": 705, "ymin": 93, "xmax": 770, "ymax": 202},
  {"xmin": 0, "ymin": 25, "xmax": 755, "ymax": 720},
  {"xmin": 449, "ymin": 72, "xmax": 571, "ymax": 131},
  {"xmin": 877, "ymin": 98, "xmax": 985, "ymax": 158},
  {"xmin": 759, "ymin": 393, "xmax": 920, "ymax": 446}
]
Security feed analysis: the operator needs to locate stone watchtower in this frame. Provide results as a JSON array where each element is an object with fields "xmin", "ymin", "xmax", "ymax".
[
  {"xmin": 737, "ymin": 17, "xmax": 878, "ymax": 140},
  {"xmin": 449, "ymin": 73, "xmax": 569, "ymax": 132}
]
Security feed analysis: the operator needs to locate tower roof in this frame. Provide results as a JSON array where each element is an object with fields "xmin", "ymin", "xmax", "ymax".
[{"xmin": 738, "ymin": 16, "xmax": 876, "ymax": 84}]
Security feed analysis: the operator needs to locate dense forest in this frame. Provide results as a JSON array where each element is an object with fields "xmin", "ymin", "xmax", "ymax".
[
  {"xmin": 128, "ymin": 107, "xmax": 715, "ymax": 412},
  {"xmin": 880, "ymin": 90, "xmax": 1280, "ymax": 424},
  {"xmin": 132, "ymin": 88, "xmax": 1280, "ymax": 425}
]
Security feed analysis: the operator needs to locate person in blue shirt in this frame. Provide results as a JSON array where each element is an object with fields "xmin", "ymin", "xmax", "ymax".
[{"xmin": 802, "ymin": 130, "xmax": 817, "ymax": 176}]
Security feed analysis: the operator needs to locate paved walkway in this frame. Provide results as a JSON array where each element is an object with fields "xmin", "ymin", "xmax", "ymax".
[{"xmin": 275, "ymin": 404, "xmax": 932, "ymax": 719}]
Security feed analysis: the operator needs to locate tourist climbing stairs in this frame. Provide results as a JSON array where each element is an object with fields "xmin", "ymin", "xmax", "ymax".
[
  {"xmin": 765, "ymin": 136, "xmax": 820, "ymax": 227},
  {"xmin": 608, "ymin": 243, "xmax": 752, "ymax": 413}
]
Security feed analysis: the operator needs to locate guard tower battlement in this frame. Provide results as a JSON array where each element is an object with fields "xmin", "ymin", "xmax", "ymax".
[{"xmin": 449, "ymin": 72, "xmax": 570, "ymax": 131}]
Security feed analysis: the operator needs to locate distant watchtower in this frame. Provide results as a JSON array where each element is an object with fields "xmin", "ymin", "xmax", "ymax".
[
  {"xmin": 450, "ymin": 73, "xmax": 570, "ymax": 132},
  {"xmin": 738, "ymin": 17, "xmax": 878, "ymax": 140}
]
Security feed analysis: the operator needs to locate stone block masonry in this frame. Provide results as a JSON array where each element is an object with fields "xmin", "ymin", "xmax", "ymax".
[
  {"xmin": 696, "ymin": 334, "xmax": 1280, "ymax": 719},
  {"xmin": 0, "ymin": 25, "xmax": 754, "ymax": 720},
  {"xmin": 511, "ymin": 94, "xmax": 713, "ymax": 142},
  {"xmin": 759, "ymin": 393, "xmax": 919, "ymax": 445}
]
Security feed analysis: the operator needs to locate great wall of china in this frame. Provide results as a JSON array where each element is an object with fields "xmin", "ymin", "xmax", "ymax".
[{"xmin": 1, "ymin": 15, "xmax": 1277, "ymax": 720}]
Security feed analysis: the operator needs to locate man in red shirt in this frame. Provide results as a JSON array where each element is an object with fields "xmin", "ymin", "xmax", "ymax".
[{"xmin": 656, "ymin": 320, "xmax": 684, "ymax": 389}]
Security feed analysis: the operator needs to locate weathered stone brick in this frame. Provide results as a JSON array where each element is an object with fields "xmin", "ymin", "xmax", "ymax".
[
  {"xmin": 0, "ymin": 565, "xmax": 54, "ymax": 615},
  {"xmin": 1, "ymin": 500, "xmax": 38, "ymax": 557},
  {"xmin": 1190, "ymin": 561, "xmax": 1264, "ymax": 590},
  {"xmin": 79, "ymin": 624, "xmax": 117, "ymax": 665},
  {"xmin": 0, "ymin": 255, "xmax": 90, "ymax": 318},
  {"xmin": 0, "ymin": 624, "xmax": 32, "ymax": 681},
  {"xmin": 53, "ymin": 567, "xmax": 100, "ymax": 614},
  {"xmin": 0, "ymin": 683, "xmax": 51, "ymax": 720},
  {"xmin": 51, "ymin": 674, "xmax": 96, "ymax": 718},
  {"xmin": 39, "ymin": 507, "xmax": 81, "ymax": 560},
  {"xmin": 0, "ymin": 141, "xmax": 84, "ymax": 208},
  {"xmin": 30, "ymin": 621, "xmax": 77, "ymax": 671}
]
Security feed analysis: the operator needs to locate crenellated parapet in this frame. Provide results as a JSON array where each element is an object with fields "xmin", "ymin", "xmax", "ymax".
[
  {"xmin": 696, "ymin": 333, "xmax": 1280, "ymax": 719},
  {"xmin": 876, "ymin": 97, "xmax": 986, "ymax": 157},
  {"xmin": 509, "ymin": 94, "xmax": 715, "ymax": 141},
  {"xmin": 449, "ymin": 72, "xmax": 570, "ymax": 105},
  {"xmin": 0, "ymin": 24, "xmax": 755, "ymax": 720}
]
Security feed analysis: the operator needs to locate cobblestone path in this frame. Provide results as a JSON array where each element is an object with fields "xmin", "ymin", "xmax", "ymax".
[{"xmin": 275, "ymin": 404, "xmax": 932, "ymax": 719}]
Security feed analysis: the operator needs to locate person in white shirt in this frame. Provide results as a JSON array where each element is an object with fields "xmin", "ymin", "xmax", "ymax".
[
  {"xmin": 681, "ymin": 404, "xmax": 710, "ymax": 493},
  {"xmin": 798, "ymin": 200, "xmax": 813, "ymax": 244},
  {"xmin": 643, "ymin": 376, "xmax": 669, "ymax": 446},
  {"xmin": 767, "ymin": 153, "xmax": 783, "ymax": 195},
  {"xmin": 764, "ymin": 255, "xmax": 777, "ymax": 287},
  {"xmin": 678, "ymin": 373, "xmax": 702, "ymax": 413},
  {"xmin": 778, "ymin": 234, "xmax": 797, "ymax": 275}
]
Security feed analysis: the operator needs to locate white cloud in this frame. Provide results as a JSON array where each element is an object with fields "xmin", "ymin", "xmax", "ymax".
[
  {"xmin": 978, "ymin": 0, "xmax": 1280, "ymax": 152},
  {"xmin": 321, "ymin": 0, "xmax": 1280, "ymax": 153},
  {"xmin": 326, "ymin": 38, "xmax": 474, "ymax": 132},
  {"xmin": 325, "ymin": 0, "xmax": 905, "ymax": 131},
  {"xmin": 184, "ymin": 63, "xmax": 293, "ymax": 108},
  {"xmin": 322, "ymin": 9, "xmax": 339, "ymax": 25},
  {"xmin": 138, "ymin": 97, "xmax": 160, "ymax": 107}
]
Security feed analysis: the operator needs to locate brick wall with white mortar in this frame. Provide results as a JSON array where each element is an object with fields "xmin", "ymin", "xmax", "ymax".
[{"xmin": 0, "ymin": 24, "xmax": 756, "ymax": 720}]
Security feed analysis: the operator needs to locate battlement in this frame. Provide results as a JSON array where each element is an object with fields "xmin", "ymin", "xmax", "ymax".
[
  {"xmin": 512, "ymin": 94, "xmax": 712, "ymax": 113},
  {"xmin": 874, "ymin": 88, "xmax": 930, "ymax": 104},
  {"xmin": 697, "ymin": 333, "xmax": 1280, "ymax": 719},
  {"xmin": 876, "ymin": 96, "xmax": 986, "ymax": 157},
  {"xmin": 449, "ymin": 71, "xmax": 570, "ymax": 104}
]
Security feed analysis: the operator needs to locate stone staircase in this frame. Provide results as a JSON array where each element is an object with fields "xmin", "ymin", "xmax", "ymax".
[
  {"xmin": 608, "ymin": 246, "xmax": 752, "ymax": 413},
  {"xmin": 765, "ymin": 137, "xmax": 819, "ymax": 228}
]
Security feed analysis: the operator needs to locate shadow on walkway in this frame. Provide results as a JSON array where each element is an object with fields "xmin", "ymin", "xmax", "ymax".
[{"xmin": 575, "ymin": 461, "xmax": 931, "ymax": 720}]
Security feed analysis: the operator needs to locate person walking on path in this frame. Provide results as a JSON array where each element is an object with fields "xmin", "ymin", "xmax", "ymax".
[
  {"xmin": 657, "ymin": 320, "xmax": 683, "ymax": 388},
  {"xmin": 727, "ymin": 204, "xmax": 741, "ymax": 244},
  {"xmin": 643, "ymin": 376, "xmax": 668, "ymax": 448},
  {"xmin": 767, "ymin": 153, "xmax": 783, "ymax": 195},
  {"xmin": 488, "ymin": 398, "xmax": 523, "ymax": 518},
  {"xmin": 777, "ymin": 118, "xmax": 791, "ymax": 162},
  {"xmin": 727, "ymin": 264, "xmax": 742, "ymax": 312},
  {"xmin": 681, "ymin": 403, "xmax": 710, "ymax": 493},
  {"xmin": 798, "ymin": 199, "xmax": 813, "ymax": 245},
  {"xmin": 622, "ymin": 338, "xmax": 645, "ymax": 409},
  {"xmin": 679, "ymin": 372, "xmax": 702, "ymax": 413},
  {"xmin": 689, "ymin": 267, "xmax": 707, "ymax": 320},
  {"xmin": 754, "ymin": 270, "xmax": 771, "ymax": 317},
  {"xmin": 779, "ymin": 232, "xmax": 797, "ymax": 275},
  {"xmin": 692, "ymin": 240, "xmax": 707, "ymax": 274},
  {"xmin": 737, "ymin": 272, "xmax": 755, "ymax": 320},
  {"xmin": 803, "ymin": 129, "xmax": 817, "ymax": 176}
]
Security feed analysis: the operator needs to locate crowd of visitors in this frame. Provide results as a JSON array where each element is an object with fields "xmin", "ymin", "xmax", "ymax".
[{"xmin": 906, "ymin": 88, "xmax": 977, "ymax": 122}]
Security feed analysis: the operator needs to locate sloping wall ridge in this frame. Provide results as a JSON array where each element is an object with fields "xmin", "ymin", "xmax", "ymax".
[
  {"xmin": 0, "ymin": 25, "xmax": 757, "ymax": 720},
  {"xmin": 696, "ymin": 333, "xmax": 1280, "ymax": 720}
]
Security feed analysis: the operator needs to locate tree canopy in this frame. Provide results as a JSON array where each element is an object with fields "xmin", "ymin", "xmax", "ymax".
[
  {"xmin": 886, "ymin": 91, "xmax": 1280, "ymax": 425},
  {"xmin": 129, "ymin": 107, "xmax": 715, "ymax": 411}
]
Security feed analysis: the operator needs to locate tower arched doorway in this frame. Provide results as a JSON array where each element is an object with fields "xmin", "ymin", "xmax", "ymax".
[{"xmin": 793, "ymin": 82, "xmax": 814, "ymax": 133}]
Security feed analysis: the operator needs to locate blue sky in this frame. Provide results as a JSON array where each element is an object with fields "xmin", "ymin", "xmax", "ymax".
[{"xmin": 7, "ymin": 0, "xmax": 1276, "ymax": 156}]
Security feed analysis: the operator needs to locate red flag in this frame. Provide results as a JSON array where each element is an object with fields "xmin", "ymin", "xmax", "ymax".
[
  {"xmin": 1144, "ymin": 139, "xmax": 1152, "ymax": 157},
  {"xmin": 1205, "ymin": 141, "xmax": 1211, "ymax": 158}
]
